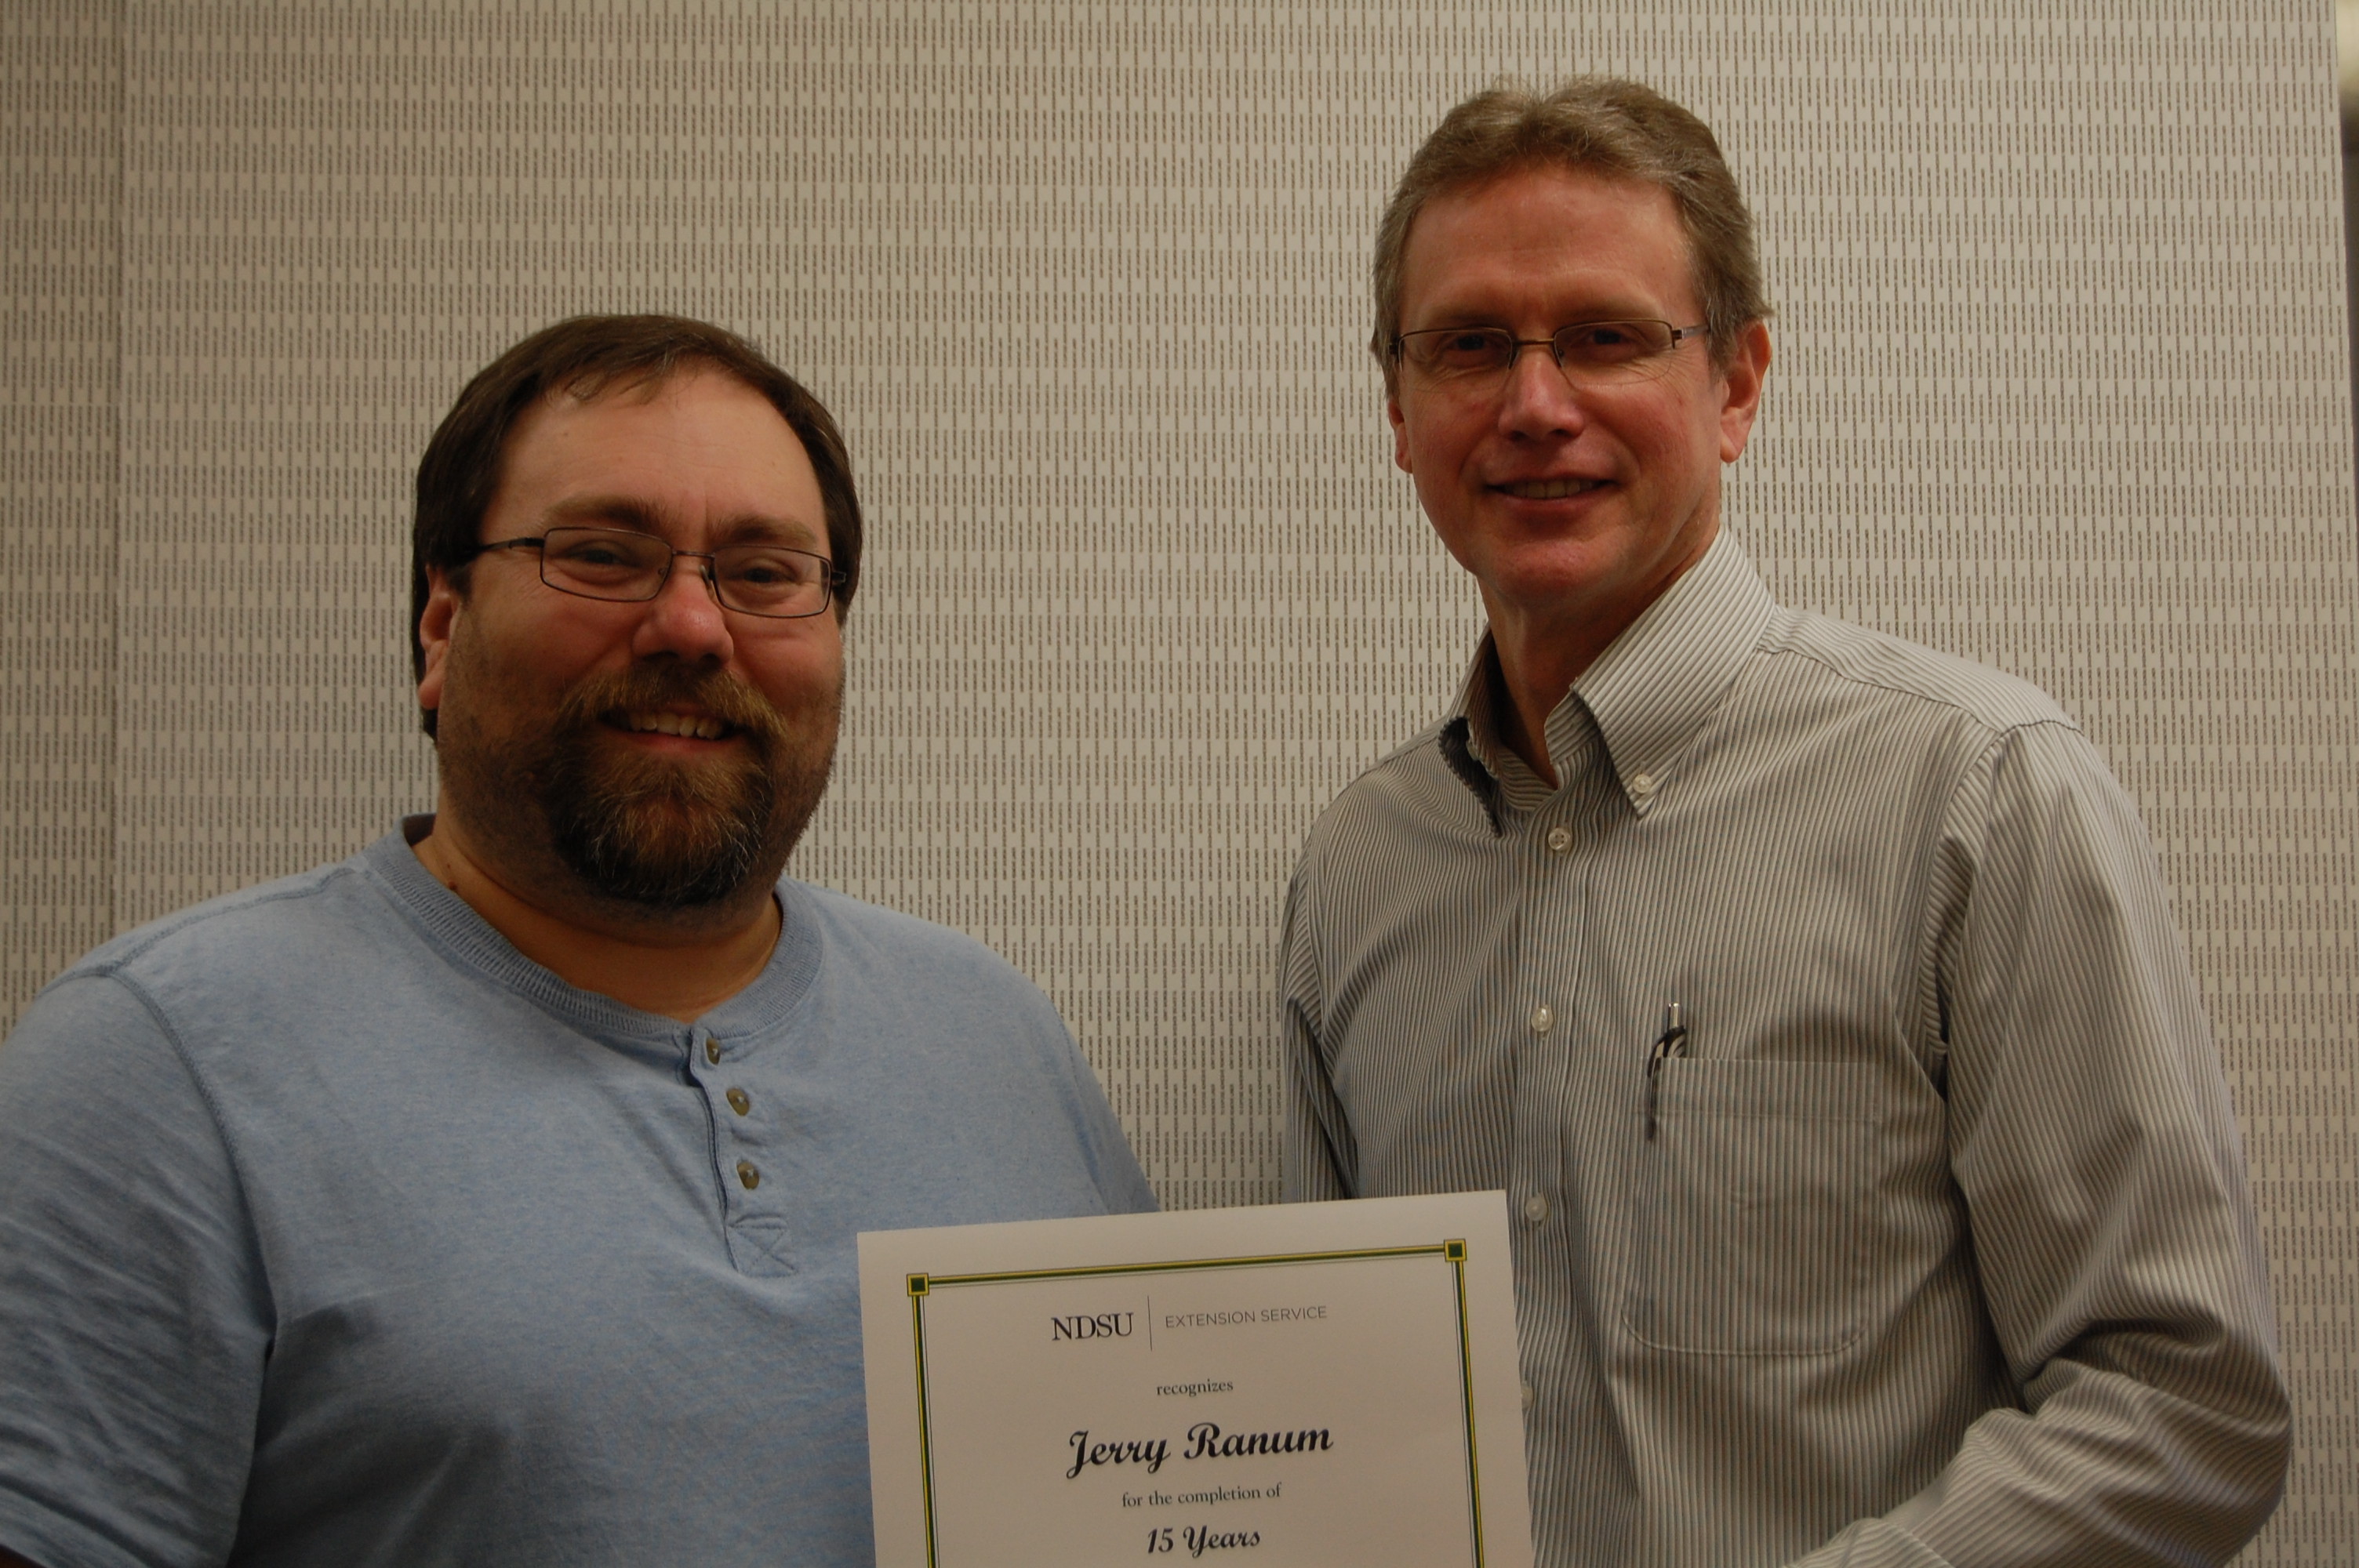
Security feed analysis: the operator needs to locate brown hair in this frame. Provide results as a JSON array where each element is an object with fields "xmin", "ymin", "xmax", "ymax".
[
  {"xmin": 409, "ymin": 314, "xmax": 862, "ymax": 735},
  {"xmin": 1372, "ymin": 77, "xmax": 1772, "ymax": 384}
]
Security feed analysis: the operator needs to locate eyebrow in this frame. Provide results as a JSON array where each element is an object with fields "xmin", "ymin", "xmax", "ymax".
[
  {"xmin": 1410, "ymin": 306, "xmax": 1661, "ymax": 329},
  {"xmin": 540, "ymin": 495, "xmax": 826, "ymax": 550}
]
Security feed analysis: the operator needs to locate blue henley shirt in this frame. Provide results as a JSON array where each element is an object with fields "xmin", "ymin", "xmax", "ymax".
[{"xmin": 0, "ymin": 821, "xmax": 1156, "ymax": 1567}]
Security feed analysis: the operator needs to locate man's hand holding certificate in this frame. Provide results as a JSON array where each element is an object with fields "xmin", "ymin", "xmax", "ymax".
[{"xmin": 860, "ymin": 1192, "xmax": 1533, "ymax": 1566}]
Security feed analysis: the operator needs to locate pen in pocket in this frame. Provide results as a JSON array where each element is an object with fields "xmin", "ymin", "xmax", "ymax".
[{"xmin": 1644, "ymin": 1001, "xmax": 1688, "ymax": 1141}]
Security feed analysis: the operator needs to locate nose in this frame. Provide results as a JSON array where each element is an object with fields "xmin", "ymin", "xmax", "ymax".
[
  {"xmin": 1495, "ymin": 341, "xmax": 1589, "ymax": 441},
  {"xmin": 630, "ymin": 557, "xmax": 735, "ymax": 666}
]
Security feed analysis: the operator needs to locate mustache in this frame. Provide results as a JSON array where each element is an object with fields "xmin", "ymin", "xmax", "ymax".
[
  {"xmin": 533, "ymin": 661, "xmax": 831, "ymax": 911},
  {"xmin": 552, "ymin": 665, "xmax": 793, "ymax": 752}
]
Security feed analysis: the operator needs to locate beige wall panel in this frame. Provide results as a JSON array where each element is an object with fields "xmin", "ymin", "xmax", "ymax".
[
  {"xmin": 0, "ymin": 0, "xmax": 2340, "ymax": 1553},
  {"xmin": 2, "ymin": 4, "xmax": 117, "ymax": 1027}
]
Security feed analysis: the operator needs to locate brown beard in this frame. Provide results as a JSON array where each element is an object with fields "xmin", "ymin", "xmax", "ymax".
[
  {"xmin": 438, "ymin": 654, "xmax": 840, "ymax": 914},
  {"xmin": 535, "ymin": 663, "xmax": 839, "ymax": 909}
]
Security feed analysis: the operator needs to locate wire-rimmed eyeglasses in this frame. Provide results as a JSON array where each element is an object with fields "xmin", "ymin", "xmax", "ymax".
[
  {"xmin": 468, "ymin": 526, "xmax": 844, "ymax": 619},
  {"xmin": 1389, "ymin": 319, "xmax": 1710, "ymax": 391}
]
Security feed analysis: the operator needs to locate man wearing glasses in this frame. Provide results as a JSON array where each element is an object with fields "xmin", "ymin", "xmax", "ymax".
[
  {"xmin": 1281, "ymin": 80, "xmax": 2287, "ymax": 1565},
  {"xmin": 0, "ymin": 315, "xmax": 1154, "ymax": 1568}
]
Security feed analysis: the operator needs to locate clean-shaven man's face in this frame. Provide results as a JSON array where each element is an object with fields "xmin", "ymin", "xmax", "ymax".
[
  {"xmin": 1387, "ymin": 163, "xmax": 1768, "ymax": 639},
  {"xmin": 416, "ymin": 368, "xmax": 845, "ymax": 913}
]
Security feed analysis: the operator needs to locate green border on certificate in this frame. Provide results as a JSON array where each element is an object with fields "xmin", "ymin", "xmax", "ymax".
[{"xmin": 903, "ymin": 1240, "xmax": 1485, "ymax": 1568}]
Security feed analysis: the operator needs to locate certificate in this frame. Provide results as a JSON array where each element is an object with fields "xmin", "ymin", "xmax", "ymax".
[{"xmin": 858, "ymin": 1192, "xmax": 1532, "ymax": 1568}]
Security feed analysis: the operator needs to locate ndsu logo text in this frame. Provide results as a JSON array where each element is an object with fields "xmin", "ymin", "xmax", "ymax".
[{"xmin": 1049, "ymin": 1311, "xmax": 1135, "ymax": 1342}]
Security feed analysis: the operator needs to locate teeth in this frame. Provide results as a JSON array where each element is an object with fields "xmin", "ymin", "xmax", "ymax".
[
  {"xmin": 1499, "ymin": 477, "xmax": 1601, "ymax": 500},
  {"xmin": 627, "ymin": 712, "xmax": 729, "ymax": 740}
]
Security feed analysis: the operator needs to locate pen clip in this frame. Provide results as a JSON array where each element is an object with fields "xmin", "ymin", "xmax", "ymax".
[{"xmin": 1644, "ymin": 1003, "xmax": 1688, "ymax": 1141}]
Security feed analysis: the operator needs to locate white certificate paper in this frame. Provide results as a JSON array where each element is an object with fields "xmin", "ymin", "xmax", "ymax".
[{"xmin": 858, "ymin": 1192, "xmax": 1532, "ymax": 1568}]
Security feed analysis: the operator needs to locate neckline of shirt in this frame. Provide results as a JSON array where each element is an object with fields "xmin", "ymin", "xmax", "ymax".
[
  {"xmin": 1447, "ymin": 530, "xmax": 1779, "ymax": 813},
  {"xmin": 364, "ymin": 817, "xmax": 825, "ymax": 1050}
]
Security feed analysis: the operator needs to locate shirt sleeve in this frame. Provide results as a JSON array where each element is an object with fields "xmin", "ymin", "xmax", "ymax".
[
  {"xmin": 1790, "ymin": 721, "xmax": 2290, "ymax": 1568},
  {"xmin": 0, "ymin": 971, "xmax": 271, "ymax": 1568},
  {"xmin": 1279, "ymin": 851, "xmax": 1354, "ymax": 1203},
  {"xmin": 1059, "ymin": 1019, "xmax": 1161, "ymax": 1216}
]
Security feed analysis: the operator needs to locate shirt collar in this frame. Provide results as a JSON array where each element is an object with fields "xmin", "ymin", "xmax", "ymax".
[
  {"xmin": 369, "ymin": 816, "xmax": 822, "ymax": 1050},
  {"xmin": 1441, "ymin": 529, "xmax": 1777, "ymax": 820}
]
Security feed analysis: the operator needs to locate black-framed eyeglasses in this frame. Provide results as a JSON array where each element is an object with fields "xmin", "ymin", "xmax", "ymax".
[
  {"xmin": 1389, "ymin": 319, "xmax": 1710, "ymax": 390},
  {"xmin": 469, "ymin": 526, "xmax": 844, "ymax": 619}
]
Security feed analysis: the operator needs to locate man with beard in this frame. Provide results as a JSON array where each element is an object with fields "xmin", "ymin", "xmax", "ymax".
[{"xmin": 0, "ymin": 315, "xmax": 1155, "ymax": 1568}]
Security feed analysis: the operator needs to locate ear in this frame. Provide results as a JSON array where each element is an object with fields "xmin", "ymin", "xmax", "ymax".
[
  {"xmin": 416, "ymin": 565, "xmax": 462, "ymax": 717},
  {"xmin": 1717, "ymin": 321, "xmax": 1772, "ymax": 463},
  {"xmin": 1387, "ymin": 391, "xmax": 1413, "ymax": 474}
]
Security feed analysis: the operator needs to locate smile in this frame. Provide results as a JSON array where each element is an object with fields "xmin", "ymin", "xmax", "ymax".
[
  {"xmin": 615, "ymin": 710, "xmax": 736, "ymax": 741},
  {"xmin": 1494, "ymin": 477, "xmax": 1605, "ymax": 500}
]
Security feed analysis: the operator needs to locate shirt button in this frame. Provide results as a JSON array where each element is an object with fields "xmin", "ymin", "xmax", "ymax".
[
  {"xmin": 1521, "ymin": 1192, "xmax": 1549, "ymax": 1224},
  {"xmin": 1529, "ymin": 1004, "xmax": 1554, "ymax": 1034},
  {"xmin": 737, "ymin": 1160, "xmax": 760, "ymax": 1190},
  {"xmin": 1521, "ymin": 1382, "xmax": 1536, "ymax": 1410},
  {"xmin": 705, "ymin": 1039, "xmax": 722, "ymax": 1065},
  {"xmin": 1629, "ymin": 772, "xmax": 1657, "ymax": 797},
  {"xmin": 726, "ymin": 1087, "xmax": 751, "ymax": 1116},
  {"xmin": 1544, "ymin": 826, "xmax": 1572, "ymax": 854}
]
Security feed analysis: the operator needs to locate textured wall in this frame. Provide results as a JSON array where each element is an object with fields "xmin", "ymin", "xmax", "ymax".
[
  {"xmin": 2, "ymin": 5, "xmax": 116, "ymax": 1030},
  {"xmin": 3, "ymin": 2, "xmax": 2354, "ymax": 1557}
]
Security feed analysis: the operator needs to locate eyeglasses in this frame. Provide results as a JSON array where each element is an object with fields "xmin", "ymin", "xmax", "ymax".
[
  {"xmin": 1389, "ymin": 320, "xmax": 1710, "ymax": 391},
  {"xmin": 470, "ymin": 526, "xmax": 844, "ymax": 619}
]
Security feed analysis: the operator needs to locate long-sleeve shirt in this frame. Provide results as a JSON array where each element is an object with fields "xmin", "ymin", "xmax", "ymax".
[{"xmin": 1281, "ymin": 532, "xmax": 2288, "ymax": 1567}]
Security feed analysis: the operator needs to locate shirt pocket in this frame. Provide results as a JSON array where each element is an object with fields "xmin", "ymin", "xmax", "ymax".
[{"xmin": 1627, "ymin": 1058, "xmax": 1877, "ymax": 1356}]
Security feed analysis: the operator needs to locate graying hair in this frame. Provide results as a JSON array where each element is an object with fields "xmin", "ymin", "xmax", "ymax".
[{"xmin": 1372, "ymin": 77, "xmax": 1773, "ymax": 383}]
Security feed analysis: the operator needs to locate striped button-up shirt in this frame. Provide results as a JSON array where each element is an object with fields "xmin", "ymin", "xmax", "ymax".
[{"xmin": 1281, "ymin": 533, "xmax": 2288, "ymax": 1567}]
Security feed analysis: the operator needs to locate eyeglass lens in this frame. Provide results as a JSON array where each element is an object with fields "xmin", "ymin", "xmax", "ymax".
[
  {"xmin": 537, "ymin": 527, "xmax": 833, "ymax": 618},
  {"xmin": 1398, "ymin": 320, "xmax": 1688, "ymax": 382}
]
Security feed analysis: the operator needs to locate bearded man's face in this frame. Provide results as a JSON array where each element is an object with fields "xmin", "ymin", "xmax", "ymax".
[
  {"xmin": 416, "ymin": 368, "xmax": 846, "ymax": 916},
  {"xmin": 440, "ymin": 655, "xmax": 839, "ymax": 910}
]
